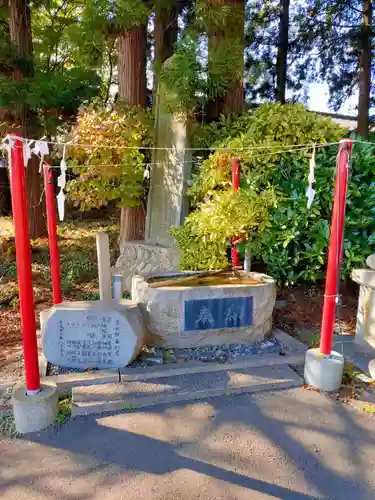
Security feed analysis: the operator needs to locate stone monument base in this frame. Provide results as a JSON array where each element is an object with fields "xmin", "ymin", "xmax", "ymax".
[{"xmin": 116, "ymin": 241, "xmax": 180, "ymax": 293}]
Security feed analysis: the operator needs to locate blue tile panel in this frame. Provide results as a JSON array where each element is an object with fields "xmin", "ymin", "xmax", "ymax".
[{"xmin": 184, "ymin": 296, "xmax": 253, "ymax": 332}]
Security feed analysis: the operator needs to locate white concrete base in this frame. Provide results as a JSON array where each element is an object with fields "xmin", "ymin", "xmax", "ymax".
[
  {"xmin": 304, "ymin": 348, "xmax": 344, "ymax": 392},
  {"xmin": 12, "ymin": 382, "xmax": 59, "ymax": 434}
]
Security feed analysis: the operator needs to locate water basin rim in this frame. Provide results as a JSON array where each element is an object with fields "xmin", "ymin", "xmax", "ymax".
[{"xmin": 135, "ymin": 271, "xmax": 275, "ymax": 289}]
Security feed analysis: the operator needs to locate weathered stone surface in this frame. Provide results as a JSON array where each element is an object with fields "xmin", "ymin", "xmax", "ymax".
[
  {"xmin": 352, "ymin": 269, "xmax": 375, "ymax": 348},
  {"xmin": 132, "ymin": 272, "xmax": 276, "ymax": 348},
  {"xmin": 72, "ymin": 364, "xmax": 302, "ymax": 416},
  {"xmin": 42, "ymin": 300, "xmax": 146, "ymax": 369},
  {"xmin": 145, "ymin": 112, "xmax": 191, "ymax": 246},
  {"xmin": 366, "ymin": 254, "xmax": 375, "ymax": 270},
  {"xmin": 116, "ymin": 242, "xmax": 180, "ymax": 293}
]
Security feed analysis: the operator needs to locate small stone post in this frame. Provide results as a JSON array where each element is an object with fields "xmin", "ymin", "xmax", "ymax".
[{"xmin": 96, "ymin": 232, "xmax": 112, "ymax": 300}]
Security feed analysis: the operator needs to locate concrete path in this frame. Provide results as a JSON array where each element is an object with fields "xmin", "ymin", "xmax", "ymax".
[{"xmin": 1, "ymin": 388, "xmax": 375, "ymax": 500}]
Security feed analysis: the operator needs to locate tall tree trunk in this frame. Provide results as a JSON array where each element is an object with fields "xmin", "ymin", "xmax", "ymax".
[
  {"xmin": 0, "ymin": 1, "xmax": 12, "ymax": 216},
  {"xmin": 206, "ymin": 0, "xmax": 244, "ymax": 121},
  {"xmin": 9, "ymin": 0, "xmax": 47, "ymax": 238},
  {"xmin": 358, "ymin": 0, "xmax": 372, "ymax": 139},
  {"xmin": 0, "ymin": 167, "xmax": 11, "ymax": 215},
  {"xmin": 153, "ymin": 6, "xmax": 178, "ymax": 98},
  {"xmin": 118, "ymin": 24, "xmax": 147, "ymax": 108},
  {"xmin": 275, "ymin": 0, "xmax": 290, "ymax": 103},
  {"xmin": 117, "ymin": 23, "xmax": 147, "ymax": 242}
]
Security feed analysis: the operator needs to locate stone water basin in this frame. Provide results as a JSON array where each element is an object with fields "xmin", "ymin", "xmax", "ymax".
[{"xmin": 132, "ymin": 271, "xmax": 276, "ymax": 348}]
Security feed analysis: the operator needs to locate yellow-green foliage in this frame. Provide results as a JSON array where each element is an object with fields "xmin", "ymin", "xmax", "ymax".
[
  {"xmin": 186, "ymin": 188, "xmax": 276, "ymax": 243},
  {"xmin": 67, "ymin": 103, "xmax": 152, "ymax": 211}
]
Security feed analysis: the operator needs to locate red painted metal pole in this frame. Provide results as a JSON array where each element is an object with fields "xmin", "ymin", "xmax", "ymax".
[
  {"xmin": 231, "ymin": 158, "xmax": 241, "ymax": 268},
  {"xmin": 43, "ymin": 164, "xmax": 62, "ymax": 304},
  {"xmin": 320, "ymin": 139, "xmax": 353, "ymax": 355},
  {"xmin": 9, "ymin": 134, "xmax": 40, "ymax": 394}
]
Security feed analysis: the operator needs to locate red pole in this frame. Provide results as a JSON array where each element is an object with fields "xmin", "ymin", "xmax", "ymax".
[
  {"xmin": 320, "ymin": 139, "xmax": 353, "ymax": 355},
  {"xmin": 231, "ymin": 158, "xmax": 241, "ymax": 268},
  {"xmin": 8, "ymin": 134, "xmax": 40, "ymax": 394},
  {"xmin": 43, "ymin": 164, "xmax": 62, "ymax": 304}
]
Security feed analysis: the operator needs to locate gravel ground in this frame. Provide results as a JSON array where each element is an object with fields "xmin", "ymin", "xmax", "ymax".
[{"xmin": 51, "ymin": 338, "xmax": 283, "ymax": 374}]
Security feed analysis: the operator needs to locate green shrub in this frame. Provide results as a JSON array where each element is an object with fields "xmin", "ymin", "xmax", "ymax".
[
  {"xmin": 172, "ymin": 187, "xmax": 275, "ymax": 271},
  {"xmin": 174, "ymin": 103, "xmax": 375, "ymax": 284},
  {"xmin": 170, "ymin": 223, "xmax": 229, "ymax": 271},
  {"xmin": 0, "ymin": 261, "xmax": 17, "ymax": 278}
]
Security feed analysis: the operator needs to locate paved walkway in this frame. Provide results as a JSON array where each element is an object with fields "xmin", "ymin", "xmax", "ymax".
[{"xmin": 1, "ymin": 388, "xmax": 375, "ymax": 500}]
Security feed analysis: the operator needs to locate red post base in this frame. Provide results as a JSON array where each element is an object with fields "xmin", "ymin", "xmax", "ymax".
[{"xmin": 9, "ymin": 134, "xmax": 40, "ymax": 393}]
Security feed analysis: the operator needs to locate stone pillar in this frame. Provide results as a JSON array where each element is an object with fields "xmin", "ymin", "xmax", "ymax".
[
  {"xmin": 145, "ymin": 111, "xmax": 191, "ymax": 245},
  {"xmin": 116, "ymin": 88, "xmax": 191, "ymax": 292},
  {"xmin": 352, "ymin": 268, "xmax": 375, "ymax": 347},
  {"xmin": 96, "ymin": 232, "xmax": 112, "ymax": 300}
]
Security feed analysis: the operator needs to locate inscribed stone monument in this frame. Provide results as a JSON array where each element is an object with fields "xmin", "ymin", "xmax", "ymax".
[
  {"xmin": 116, "ymin": 86, "xmax": 191, "ymax": 291},
  {"xmin": 42, "ymin": 300, "xmax": 145, "ymax": 369}
]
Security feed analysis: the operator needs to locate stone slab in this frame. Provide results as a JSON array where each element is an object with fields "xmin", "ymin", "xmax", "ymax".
[
  {"xmin": 273, "ymin": 329, "xmax": 309, "ymax": 352},
  {"xmin": 72, "ymin": 363, "xmax": 303, "ymax": 416},
  {"xmin": 119, "ymin": 351, "xmax": 306, "ymax": 381},
  {"xmin": 47, "ymin": 371, "xmax": 120, "ymax": 396},
  {"xmin": 42, "ymin": 300, "xmax": 145, "ymax": 370},
  {"xmin": 332, "ymin": 337, "xmax": 375, "ymax": 375}
]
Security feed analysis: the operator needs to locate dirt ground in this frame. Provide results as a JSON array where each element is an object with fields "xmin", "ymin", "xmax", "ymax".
[
  {"xmin": 0, "ymin": 216, "xmax": 119, "ymax": 380},
  {"xmin": 274, "ymin": 281, "xmax": 358, "ymax": 341}
]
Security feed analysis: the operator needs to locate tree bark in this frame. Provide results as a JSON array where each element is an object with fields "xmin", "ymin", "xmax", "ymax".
[
  {"xmin": 117, "ymin": 23, "xmax": 147, "ymax": 242},
  {"xmin": 0, "ymin": 2, "xmax": 12, "ymax": 216},
  {"xmin": 206, "ymin": 0, "xmax": 244, "ymax": 121},
  {"xmin": 358, "ymin": 0, "xmax": 372, "ymax": 139},
  {"xmin": 118, "ymin": 24, "xmax": 147, "ymax": 108},
  {"xmin": 154, "ymin": 6, "xmax": 178, "ymax": 71},
  {"xmin": 275, "ymin": 0, "xmax": 290, "ymax": 103},
  {"xmin": 0, "ymin": 167, "xmax": 11, "ymax": 215},
  {"xmin": 9, "ymin": 0, "xmax": 47, "ymax": 238}
]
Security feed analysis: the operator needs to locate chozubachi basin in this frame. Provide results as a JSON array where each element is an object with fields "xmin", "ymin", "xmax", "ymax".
[{"xmin": 132, "ymin": 270, "xmax": 276, "ymax": 348}]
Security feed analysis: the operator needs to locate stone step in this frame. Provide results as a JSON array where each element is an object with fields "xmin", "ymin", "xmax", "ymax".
[
  {"xmin": 53, "ymin": 330, "xmax": 307, "ymax": 394},
  {"xmin": 71, "ymin": 364, "xmax": 303, "ymax": 417}
]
